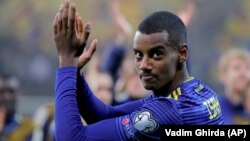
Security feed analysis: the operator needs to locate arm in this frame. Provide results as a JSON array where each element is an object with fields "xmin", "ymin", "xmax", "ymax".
[
  {"xmin": 56, "ymin": 67, "xmax": 122, "ymax": 141},
  {"xmin": 77, "ymin": 67, "xmax": 151, "ymax": 124},
  {"xmin": 56, "ymin": 68, "xmax": 182, "ymax": 141},
  {"xmin": 53, "ymin": 0, "xmax": 149, "ymax": 126}
]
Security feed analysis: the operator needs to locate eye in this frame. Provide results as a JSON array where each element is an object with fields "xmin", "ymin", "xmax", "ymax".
[
  {"xmin": 152, "ymin": 51, "xmax": 163, "ymax": 59},
  {"xmin": 134, "ymin": 51, "xmax": 143, "ymax": 60}
]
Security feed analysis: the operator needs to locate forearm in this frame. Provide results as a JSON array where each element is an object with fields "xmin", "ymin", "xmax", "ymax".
[
  {"xmin": 77, "ymin": 71, "xmax": 146, "ymax": 123},
  {"xmin": 55, "ymin": 67, "xmax": 86, "ymax": 141},
  {"xmin": 76, "ymin": 72, "xmax": 114, "ymax": 123},
  {"xmin": 55, "ymin": 68, "xmax": 122, "ymax": 141}
]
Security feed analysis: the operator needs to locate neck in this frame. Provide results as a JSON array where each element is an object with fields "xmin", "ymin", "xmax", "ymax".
[{"xmin": 153, "ymin": 63, "xmax": 189, "ymax": 97}]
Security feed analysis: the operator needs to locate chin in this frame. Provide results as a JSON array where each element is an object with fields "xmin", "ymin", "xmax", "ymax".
[{"xmin": 143, "ymin": 83, "xmax": 157, "ymax": 90}]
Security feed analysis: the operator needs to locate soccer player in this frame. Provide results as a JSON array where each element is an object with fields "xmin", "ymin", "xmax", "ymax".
[{"xmin": 53, "ymin": 1, "xmax": 224, "ymax": 140}]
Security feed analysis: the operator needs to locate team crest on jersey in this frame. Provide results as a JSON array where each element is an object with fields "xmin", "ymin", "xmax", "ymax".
[{"xmin": 133, "ymin": 111, "xmax": 158, "ymax": 133}]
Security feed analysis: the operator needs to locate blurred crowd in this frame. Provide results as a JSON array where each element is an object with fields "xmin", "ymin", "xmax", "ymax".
[{"xmin": 0, "ymin": 0, "xmax": 250, "ymax": 140}]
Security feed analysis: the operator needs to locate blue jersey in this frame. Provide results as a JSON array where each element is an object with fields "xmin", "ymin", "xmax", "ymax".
[{"xmin": 55, "ymin": 67, "xmax": 224, "ymax": 141}]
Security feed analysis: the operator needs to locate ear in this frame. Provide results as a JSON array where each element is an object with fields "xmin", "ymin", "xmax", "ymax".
[{"xmin": 178, "ymin": 44, "xmax": 188, "ymax": 63}]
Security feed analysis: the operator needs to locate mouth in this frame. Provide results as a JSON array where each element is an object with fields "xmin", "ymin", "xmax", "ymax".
[{"xmin": 140, "ymin": 75, "xmax": 156, "ymax": 81}]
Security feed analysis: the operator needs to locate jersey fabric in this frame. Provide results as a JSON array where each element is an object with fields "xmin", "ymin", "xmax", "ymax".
[{"xmin": 55, "ymin": 67, "xmax": 224, "ymax": 141}]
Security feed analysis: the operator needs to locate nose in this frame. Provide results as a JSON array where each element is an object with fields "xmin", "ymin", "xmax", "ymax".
[{"xmin": 139, "ymin": 56, "xmax": 152, "ymax": 71}]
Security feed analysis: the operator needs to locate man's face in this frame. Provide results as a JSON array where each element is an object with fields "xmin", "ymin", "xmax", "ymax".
[
  {"xmin": 223, "ymin": 57, "xmax": 250, "ymax": 92},
  {"xmin": 133, "ymin": 31, "xmax": 179, "ymax": 90}
]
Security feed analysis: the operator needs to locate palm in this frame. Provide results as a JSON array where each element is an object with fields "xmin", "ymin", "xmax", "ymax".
[{"xmin": 53, "ymin": 1, "xmax": 97, "ymax": 68}]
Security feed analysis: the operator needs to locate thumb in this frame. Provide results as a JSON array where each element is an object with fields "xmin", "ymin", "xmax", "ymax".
[{"xmin": 78, "ymin": 39, "xmax": 98, "ymax": 68}]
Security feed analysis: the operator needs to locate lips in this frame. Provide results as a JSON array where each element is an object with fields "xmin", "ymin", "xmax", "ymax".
[{"xmin": 140, "ymin": 74, "xmax": 156, "ymax": 81}]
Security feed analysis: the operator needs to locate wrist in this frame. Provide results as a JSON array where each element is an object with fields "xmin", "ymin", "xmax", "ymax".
[{"xmin": 59, "ymin": 56, "xmax": 78, "ymax": 67}]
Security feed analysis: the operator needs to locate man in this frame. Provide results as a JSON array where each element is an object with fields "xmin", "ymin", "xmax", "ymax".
[
  {"xmin": 0, "ymin": 74, "xmax": 35, "ymax": 141},
  {"xmin": 53, "ymin": 1, "xmax": 223, "ymax": 140},
  {"xmin": 218, "ymin": 48, "xmax": 250, "ymax": 124}
]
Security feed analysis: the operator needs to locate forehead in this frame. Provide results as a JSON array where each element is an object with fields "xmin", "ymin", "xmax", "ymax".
[{"xmin": 133, "ymin": 31, "xmax": 169, "ymax": 50}]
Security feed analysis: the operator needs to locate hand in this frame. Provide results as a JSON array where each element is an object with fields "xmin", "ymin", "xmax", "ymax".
[
  {"xmin": 76, "ymin": 15, "xmax": 98, "ymax": 69},
  {"xmin": 53, "ymin": 0, "xmax": 97, "ymax": 67}
]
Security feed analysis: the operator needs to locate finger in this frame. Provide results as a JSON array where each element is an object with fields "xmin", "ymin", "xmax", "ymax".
[
  {"xmin": 75, "ymin": 13, "xmax": 79, "ymax": 35},
  {"xmin": 75, "ymin": 23, "xmax": 90, "ymax": 57},
  {"xmin": 69, "ymin": 3, "xmax": 76, "ymax": 31},
  {"xmin": 74, "ymin": 20, "xmax": 88, "ymax": 57},
  {"xmin": 78, "ymin": 39, "xmax": 98, "ymax": 68},
  {"xmin": 62, "ymin": 0, "xmax": 70, "ymax": 29},
  {"xmin": 57, "ymin": 4, "xmax": 64, "ymax": 31},
  {"xmin": 82, "ymin": 23, "xmax": 91, "ymax": 43},
  {"xmin": 53, "ymin": 13, "xmax": 59, "ymax": 35},
  {"xmin": 77, "ymin": 47, "xmax": 88, "ymax": 68},
  {"xmin": 59, "ymin": 4, "xmax": 63, "ymax": 13},
  {"xmin": 77, "ymin": 16, "xmax": 84, "ymax": 39},
  {"xmin": 86, "ymin": 39, "xmax": 98, "ymax": 58}
]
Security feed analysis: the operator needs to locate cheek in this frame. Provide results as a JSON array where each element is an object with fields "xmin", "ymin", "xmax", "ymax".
[
  {"xmin": 156, "ymin": 60, "xmax": 176, "ymax": 80},
  {"xmin": 161, "ymin": 56, "xmax": 177, "ymax": 74},
  {"xmin": 135, "ymin": 61, "xmax": 140, "ymax": 73}
]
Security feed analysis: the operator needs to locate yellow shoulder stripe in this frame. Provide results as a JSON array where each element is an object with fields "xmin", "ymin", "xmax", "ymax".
[
  {"xmin": 195, "ymin": 84, "xmax": 204, "ymax": 93},
  {"xmin": 167, "ymin": 87, "xmax": 182, "ymax": 100}
]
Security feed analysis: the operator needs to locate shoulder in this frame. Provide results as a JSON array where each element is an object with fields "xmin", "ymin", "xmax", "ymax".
[
  {"xmin": 143, "ymin": 97, "xmax": 179, "ymax": 109},
  {"xmin": 178, "ymin": 78, "xmax": 219, "ymax": 102},
  {"xmin": 176, "ymin": 78, "xmax": 221, "ymax": 109},
  {"xmin": 140, "ymin": 93, "xmax": 156, "ymax": 103},
  {"xmin": 120, "ymin": 97, "xmax": 183, "ymax": 138},
  {"xmin": 168, "ymin": 79, "xmax": 224, "ymax": 124},
  {"xmin": 140, "ymin": 97, "xmax": 183, "ymax": 124}
]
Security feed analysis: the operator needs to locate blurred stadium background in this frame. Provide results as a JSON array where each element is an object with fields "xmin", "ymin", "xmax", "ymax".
[{"xmin": 0, "ymin": 0, "xmax": 249, "ymax": 115}]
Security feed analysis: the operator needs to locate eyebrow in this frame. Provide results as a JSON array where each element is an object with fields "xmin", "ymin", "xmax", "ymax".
[
  {"xmin": 149, "ymin": 45, "xmax": 166, "ymax": 52},
  {"xmin": 133, "ymin": 48, "xmax": 141, "ymax": 52},
  {"xmin": 133, "ymin": 45, "xmax": 166, "ymax": 53}
]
